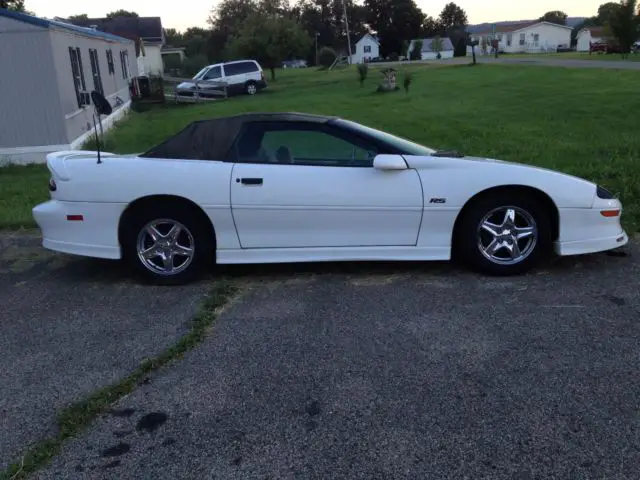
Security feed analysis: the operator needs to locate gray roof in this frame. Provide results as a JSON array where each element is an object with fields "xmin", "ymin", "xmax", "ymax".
[
  {"xmin": 411, "ymin": 37, "xmax": 455, "ymax": 52},
  {"xmin": 65, "ymin": 16, "xmax": 164, "ymax": 43},
  {"xmin": 0, "ymin": 9, "xmax": 133, "ymax": 43}
]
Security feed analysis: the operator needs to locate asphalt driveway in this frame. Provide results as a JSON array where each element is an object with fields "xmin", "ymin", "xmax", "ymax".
[
  {"xmin": 29, "ymin": 238, "xmax": 640, "ymax": 479},
  {"xmin": 0, "ymin": 231, "xmax": 209, "ymax": 471}
]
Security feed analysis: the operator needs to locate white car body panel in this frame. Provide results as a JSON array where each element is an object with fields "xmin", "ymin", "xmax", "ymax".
[
  {"xmin": 230, "ymin": 163, "xmax": 423, "ymax": 248},
  {"xmin": 33, "ymin": 141, "xmax": 629, "ymax": 267}
]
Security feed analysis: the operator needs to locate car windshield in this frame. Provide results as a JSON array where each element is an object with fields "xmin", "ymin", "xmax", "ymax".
[
  {"xmin": 336, "ymin": 119, "xmax": 436, "ymax": 156},
  {"xmin": 192, "ymin": 67, "xmax": 210, "ymax": 80}
]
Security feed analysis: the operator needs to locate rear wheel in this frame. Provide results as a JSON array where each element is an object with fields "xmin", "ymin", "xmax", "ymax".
[
  {"xmin": 245, "ymin": 81, "xmax": 258, "ymax": 95},
  {"xmin": 121, "ymin": 203, "xmax": 214, "ymax": 285},
  {"xmin": 454, "ymin": 192, "xmax": 552, "ymax": 276}
]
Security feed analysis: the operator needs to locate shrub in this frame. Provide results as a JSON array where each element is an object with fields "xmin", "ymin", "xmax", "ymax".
[
  {"xmin": 318, "ymin": 47, "xmax": 337, "ymax": 69},
  {"xmin": 389, "ymin": 52, "xmax": 399, "ymax": 62},
  {"xmin": 403, "ymin": 70, "xmax": 412, "ymax": 93},
  {"xmin": 181, "ymin": 54, "xmax": 210, "ymax": 77},
  {"xmin": 409, "ymin": 40, "xmax": 423, "ymax": 60},
  {"xmin": 356, "ymin": 63, "xmax": 369, "ymax": 86}
]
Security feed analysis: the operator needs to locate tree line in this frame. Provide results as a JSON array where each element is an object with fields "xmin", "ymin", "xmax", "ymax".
[
  {"xmin": 162, "ymin": 0, "xmax": 471, "ymax": 77},
  {"xmin": 4, "ymin": 0, "xmax": 639, "ymax": 75}
]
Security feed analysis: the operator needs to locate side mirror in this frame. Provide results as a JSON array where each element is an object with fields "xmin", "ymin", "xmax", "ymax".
[{"xmin": 373, "ymin": 154, "xmax": 407, "ymax": 170}]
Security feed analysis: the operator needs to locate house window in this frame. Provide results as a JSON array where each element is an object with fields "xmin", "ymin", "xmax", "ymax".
[
  {"xmin": 106, "ymin": 49, "xmax": 115, "ymax": 75},
  {"xmin": 88, "ymin": 48, "xmax": 104, "ymax": 96},
  {"xmin": 120, "ymin": 50, "xmax": 130, "ymax": 80},
  {"xmin": 506, "ymin": 33, "xmax": 512, "ymax": 46},
  {"xmin": 68, "ymin": 46, "xmax": 89, "ymax": 108},
  {"xmin": 364, "ymin": 45, "xmax": 371, "ymax": 53},
  {"xmin": 519, "ymin": 33, "xmax": 525, "ymax": 46}
]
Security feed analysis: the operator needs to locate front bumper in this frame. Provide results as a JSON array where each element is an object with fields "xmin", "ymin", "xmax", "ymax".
[
  {"xmin": 32, "ymin": 200, "xmax": 125, "ymax": 259},
  {"xmin": 555, "ymin": 201, "xmax": 629, "ymax": 256}
]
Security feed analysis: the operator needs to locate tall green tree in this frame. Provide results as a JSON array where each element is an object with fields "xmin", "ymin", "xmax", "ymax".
[
  {"xmin": 106, "ymin": 9, "xmax": 139, "ymax": 18},
  {"xmin": 0, "ymin": 0, "xmax": 25, "ymax": 11},
  {"xmin": 539, "ymin": 10, "xmax": 568, "ymax": 25},
  {"xmin": 438, "ymin": 2, "xmax": 467, "ymax": 29},
  {"xmin": 598, "ymin": 2, "xmax": 621, "ymax": 24},
  {"xmin": 364, "ymin": 0, "xmax": 424, "ymax": 57},
  {"xmin": 421, "ymin": 15, "xmax": 445, "ymax": 37},
  {"xmin": 208, "ymin": 0, "xmax": 256, "ymax": 59},
  {"xmin": 67, "ymin": 13, "xmax": 89, "ymax": 21},
  {"xmin": 227, "ymin": 11, "xmax": 312, "ymax": 80},
  {"xmin": 608, "ymin": 0, "xmax": 640, "ymax": 58}
]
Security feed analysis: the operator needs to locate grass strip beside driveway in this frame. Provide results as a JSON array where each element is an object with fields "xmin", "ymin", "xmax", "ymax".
[{"xmin": 0, "ymin": 281, "xmax": 240, "ymax": 480}]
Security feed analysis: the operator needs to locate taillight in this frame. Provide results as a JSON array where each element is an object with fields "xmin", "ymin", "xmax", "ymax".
[{"xmin": 49, "ymin": 177, "xmax": 57, "ymax": 192}]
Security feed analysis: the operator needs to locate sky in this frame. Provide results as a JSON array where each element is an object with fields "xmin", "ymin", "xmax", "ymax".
[{"xmin": 25, "ymin": 0, "xmax": 605, "ymax": 31}]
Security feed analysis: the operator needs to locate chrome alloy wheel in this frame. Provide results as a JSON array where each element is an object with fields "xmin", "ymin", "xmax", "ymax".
[
  {"xmin": 247, "ymin": 83, "xmax": 257, "ymax": 95},
  {"xmin": 136, "ymin": 219, "xmax": 195, "ymax": 276},
  {"xmin": 477, "ymin": 206, "xmax": 538, "ymax": 265}
]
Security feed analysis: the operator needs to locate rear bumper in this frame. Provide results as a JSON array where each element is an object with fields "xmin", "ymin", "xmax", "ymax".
[{"xmin": 32, "ymin": 200, "xmax": 124, "ymax": 259}]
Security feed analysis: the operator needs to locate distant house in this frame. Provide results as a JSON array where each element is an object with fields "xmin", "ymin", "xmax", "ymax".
[
  {"xmin": 469, "ymin": 21, "xmax": 573, "ymax": 54},
  {"xmin": 408, "ymin": 37, "xmax": 455, "ymax": 60},
  {"xmin": 576, "ymin": 27, "xmax": 606, "ymax": 52},
  {"xmin": 0, "ymin": 9, "xmax": 137, "ymax": 165},
  {"xmin": 350, "ymin": 33, "xmax": 379, "ymax": 64},
  {"xmin": 63, "ymin": 16, "xmax": 165, "ymax": 76},
  {"xmin": 161, "ymin": 45, "xmax": 187, "ymax": 64}
]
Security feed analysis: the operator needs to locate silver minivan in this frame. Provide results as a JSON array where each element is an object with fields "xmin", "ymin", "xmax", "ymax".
[{"xmin": 175, "ymin": 59, "xmax": 267, "ymax": 99}]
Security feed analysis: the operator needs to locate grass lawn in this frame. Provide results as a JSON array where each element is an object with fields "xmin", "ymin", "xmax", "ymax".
[
  {"xmin": 505, "ymin": 52, "xmax": 640, "ymax": 62},
  {"xmin": 2, "ymin": 63, "xmax": 639, "ymax": 234}
]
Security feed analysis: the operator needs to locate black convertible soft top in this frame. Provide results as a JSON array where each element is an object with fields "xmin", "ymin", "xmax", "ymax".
[{"xmin": 140, "ymin": 112, "xmax": 337, "ymax": 160}]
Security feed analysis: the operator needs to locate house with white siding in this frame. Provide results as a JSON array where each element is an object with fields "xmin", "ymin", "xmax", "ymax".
[
  {"xmin": 469, "ymin": 21, "xmax": 573, "ymax": 54},
  {"xmin": 0, "ymin": 9, "xmax": 137, "ymax": 165},
  {"xmin": 63, "ymin": 16, "xmax": 165, "ymax": 76},
  {"xmin": 408, "ymin": 37, "xmax": 455, "ymax": 60},
  {"xmin": 576, "ymin": 26, "xmax": 607, "ymax": 52},
  {"xmin": 350, "ymin": 33, "xmax": 379, "ymax": 64}
]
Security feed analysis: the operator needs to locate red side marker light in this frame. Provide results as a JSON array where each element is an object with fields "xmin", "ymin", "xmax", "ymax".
[
  {"xmin": 66, "ymin": 214, "xmax": 84, "ymax": 221},
  {"xmin": 600, "ymin": 210, "xmax": 620, "ymax": 217}
]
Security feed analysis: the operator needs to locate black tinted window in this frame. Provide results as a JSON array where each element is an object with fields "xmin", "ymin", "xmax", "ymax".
[
  {"xmin": 225, "ymin": 61, "xmax": 258, "ymax": 75},
  {"xmin": 234, "ymin": 122, "xmax": 378, "ymax": 167},
  {"xmin": 202, "ymin": 66, "xmax": 222, "ymax": 80}
]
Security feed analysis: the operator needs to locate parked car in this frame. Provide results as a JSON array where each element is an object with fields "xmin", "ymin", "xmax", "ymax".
[
  {"xmin": 283, "ymin": 59, "xmax": 308, "ymax": 68},
  {"xmin": 174, "ymin": 59, "xmax": 267, "ymax": 99},
  {"xmin": 33, "ymin": 112, "xmax": 628, "ymax": 285}
]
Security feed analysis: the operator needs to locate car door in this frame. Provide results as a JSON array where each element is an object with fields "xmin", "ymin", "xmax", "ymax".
[
  {"xmin": 199, "ymin": 65, "xmax": 224, "ymax": 96},
  {"xmin": 229, "ymin": 121, "xmax": 424, "ymax": 249}
]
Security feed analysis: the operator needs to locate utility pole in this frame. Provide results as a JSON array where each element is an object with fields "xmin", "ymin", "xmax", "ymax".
[{"xmin": 341, "ymin": 0, "xmax": 352, "ymax": 64}]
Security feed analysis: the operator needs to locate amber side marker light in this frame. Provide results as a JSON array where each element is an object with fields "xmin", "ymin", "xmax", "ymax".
[{"xmin": 600, "ymin": 210, "xmax": 620, "ymax": 217}]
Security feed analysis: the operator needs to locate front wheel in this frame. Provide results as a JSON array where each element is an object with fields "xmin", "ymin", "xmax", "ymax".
[
  {"xmin": 122, "ymin": 204, "xmax": 214, "ymax": 285},
  {"xmin": 455, "ymin": 193, "xmax": 552, "ymax": 276}
]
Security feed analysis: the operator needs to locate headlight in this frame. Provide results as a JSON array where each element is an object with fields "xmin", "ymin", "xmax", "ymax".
[{"xmin": 596, "ymin": 185, "xmax": 614, "ymax": 199}]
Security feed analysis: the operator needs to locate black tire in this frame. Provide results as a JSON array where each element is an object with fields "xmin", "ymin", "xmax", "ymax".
[
  {"xmin": 454, "ymin": 191, "xmax": 552, "ymax": 276},
  {"xmin": 245, "ymin": 81, "xmax": 258, "ymax": 95},
  {"xmin": 121, "ymin": 202, "xmax": 214, "ymax": 285}
]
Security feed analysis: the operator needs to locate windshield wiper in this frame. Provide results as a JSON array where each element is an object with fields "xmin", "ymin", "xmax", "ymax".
[{"xmin": 431, "ymin": 150, "xmax": 464, "ymax": 158}]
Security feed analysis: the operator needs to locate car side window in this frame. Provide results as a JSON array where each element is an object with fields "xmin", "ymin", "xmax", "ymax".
[
  {"xmin": 203, "ymin": 66, "xmax": 222, "ymax": 80},
  {"xmin": 224, "ymin": 63, "xmax": 240, "ymax": 76},
  {"xmin": 234, "ymin": 122, "xmax": 378, "ymax": 167}
]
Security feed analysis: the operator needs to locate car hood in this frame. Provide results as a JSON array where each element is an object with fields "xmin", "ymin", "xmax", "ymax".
[
  {"xmin": 403, "ymin": 153, "xmax": 599, "ymax": 209},
  {"xmin": 405, "ymin": 154, "xmax": 596, "ymax": 187},
  {"xmin": 176, "ymin": 81, "xmax": 196, "ymax": 89}
]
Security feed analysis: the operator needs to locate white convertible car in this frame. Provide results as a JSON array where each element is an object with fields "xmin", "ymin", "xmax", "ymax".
[{"xmin": 33, "ymin": 112, "xmax": 628, "ymax": 285}]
